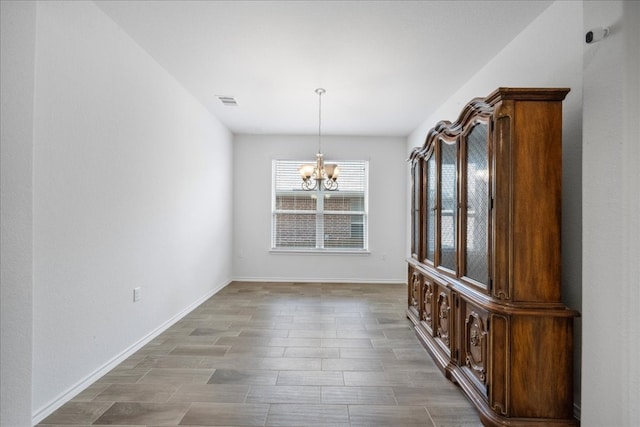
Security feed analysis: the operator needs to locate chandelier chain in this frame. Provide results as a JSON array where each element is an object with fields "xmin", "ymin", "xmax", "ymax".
[
  {"xmin": 299, "ymin": 88, "xmax": 337, "ymax": 191},
  {"xmin": 316, "ymin": 88, "xmax": 324, "ymax": 154}
]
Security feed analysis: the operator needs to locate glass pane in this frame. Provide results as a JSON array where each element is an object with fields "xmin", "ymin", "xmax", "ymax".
[
  {"xmin": 323, "ymin": 213, "xmax": 365, "ymax": 249},
  {"xmin": 276, "ymin": 194, "xmax": 317, "ymax": 210},
  {"xmin": 273, "ymin": 212, "xmax": 316, "ymax": 248},
  {"xmin": 440, "ymin": 141, "xmax": 457, "ymax": 271},
  {"xmin": 412, "ymin": 163, "xmax": 420, "ymax": 256},
  {"xmin": 324, "ymin": 194, "xmax": 364, "ymax": 211},
  {"xmin": 426, "ymin": 156, "xmax": 436, "ymax": 261},
  {"xmin": 465, "ymin": 124, "xmax": 489, "ymax": 284}
]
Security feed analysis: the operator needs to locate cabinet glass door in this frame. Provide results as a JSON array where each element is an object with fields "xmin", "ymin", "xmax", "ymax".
[
  {"xmin": 425, "ymin": 155, "xmax": 436, "ymax": 263},
  {"xmin": 464, "ymin": 124, "xmax": 489, "ymax": 285},
  {"xmin": 439, "ymin": 140, "xmax": 457, "ymax": 271},
  {"xmin": 411, "ymin": 161, "xmax": 421, "ymax": 258}
]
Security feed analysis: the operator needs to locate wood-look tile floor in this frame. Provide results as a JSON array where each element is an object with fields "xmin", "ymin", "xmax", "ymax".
[{"xmin": 38, "ymin": 281, "xmax": 482, "ymax": 427}]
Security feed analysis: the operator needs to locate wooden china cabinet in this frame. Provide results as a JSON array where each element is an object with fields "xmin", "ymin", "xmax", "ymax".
[{"xmin": 407, "ymin": 87, "xmax": 579, "ymax": 426}]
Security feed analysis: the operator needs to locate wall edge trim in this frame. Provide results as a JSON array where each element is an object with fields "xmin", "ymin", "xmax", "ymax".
[
  {"xmin": 31, "ymin": 279, "xmax": 232, "ymax": 425},
  {"xmin": 231, "ymin": 276, "xmax": 406, "ymax": 285}
]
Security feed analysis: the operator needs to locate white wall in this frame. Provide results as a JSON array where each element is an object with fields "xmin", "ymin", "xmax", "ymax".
[
  {"xmin": 233, "ymin": 134, "xmax": 406, "ymax": 283},
  {"xmin": 30, "ymin": 1, "xmax": 233, "ymax": 421},
  {"xmin": 406, "ymin": 0, "xmax": 584, "ymax": 413},
  {"xmin": 0, "ymin": 2, "xmax": 37, "ymax": 426},
  {"xmin": 582, "ymin": 1, "xmax": 640, "ymax": 425}
]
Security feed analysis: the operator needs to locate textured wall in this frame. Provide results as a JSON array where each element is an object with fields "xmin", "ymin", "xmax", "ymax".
[
  {"xmin": 233, "ymin": 134, "xmax": 406, "ymax": 283},
  {"xmin": 0, "ymin": 2, "xmax": 36, "ymax": 426},
  {"xmin": 581, "ymin": 1, "xmax": 640, "ymax": 425},
  {"xmin": 30, "ymin": 1, "xmax": 233, "ymax": 420}
]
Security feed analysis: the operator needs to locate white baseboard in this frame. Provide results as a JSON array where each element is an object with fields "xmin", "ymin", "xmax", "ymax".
[
  {"xmin": 31, "ymin": 279, "xmax": 231, "ymax": 426},
  {"xmin": 231, "ymin": 276, "xmax": 406, "ymax": 285}
]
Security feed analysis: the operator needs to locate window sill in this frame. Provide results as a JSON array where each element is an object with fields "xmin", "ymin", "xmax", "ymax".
[{"xmin": 270, "ymin": 249, "xmax": 371, "ymax": 256}]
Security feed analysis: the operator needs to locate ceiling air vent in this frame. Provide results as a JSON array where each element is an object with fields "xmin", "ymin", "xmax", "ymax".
[{"xmin": 217, "ymin": 95, "xmax": 238, "ymax": 107}]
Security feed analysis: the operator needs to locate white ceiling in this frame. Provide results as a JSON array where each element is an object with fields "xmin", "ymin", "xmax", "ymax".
[{"xmin": 95, "ymin": 0, "xmax": 553, "ymax": 137}]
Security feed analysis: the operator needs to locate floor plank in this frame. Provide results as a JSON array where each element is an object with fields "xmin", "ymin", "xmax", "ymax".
[{"xmin": 37, "ymin": 281, "xmax": 482, "ymax": 427}]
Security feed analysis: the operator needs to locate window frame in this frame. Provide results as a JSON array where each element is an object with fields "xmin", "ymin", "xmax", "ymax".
[{"xmin": 270, "ymin": 159, "xmax": 370, "ymax": 254}]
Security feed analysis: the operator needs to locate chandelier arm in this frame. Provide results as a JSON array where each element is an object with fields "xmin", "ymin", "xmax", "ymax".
[
  {"xmin": 302, "ymin": 178, "xmax": 317, "ymax": 191},
  {"xmin": 323, "ymin": 179, "xmax": 338, "ymax": 191}
]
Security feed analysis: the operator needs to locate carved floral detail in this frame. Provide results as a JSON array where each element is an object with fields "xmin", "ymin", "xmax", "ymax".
[
  {"xmin": 421, "ymin": 282, "xmax": 432, "ymax": 325},
  {"xmin": 436, "ymin": 293, "xmax": 450, "ymax": 346},
  {"xmin": 465, "ymin": 311, "xmax": 487, "ymax": 383},
  {"xmin": 410, "ymin": 273, "xmax": 420, "ymax": 308}
]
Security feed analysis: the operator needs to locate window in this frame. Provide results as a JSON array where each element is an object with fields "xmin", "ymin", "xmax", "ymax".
[{"xmin": 271, "ymin": 160, "xmax": 368, "ymax": 251}]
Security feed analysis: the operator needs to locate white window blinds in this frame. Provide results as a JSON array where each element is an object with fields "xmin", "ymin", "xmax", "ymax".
[{"xmin": 272, "ymin": 160, "xmax": 368, "ymax": 251}]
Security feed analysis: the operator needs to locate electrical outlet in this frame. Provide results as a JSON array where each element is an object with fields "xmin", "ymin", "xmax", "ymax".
[{"xmin": 133, "ymin": 287, "xmax": 141, "ymax": 302}]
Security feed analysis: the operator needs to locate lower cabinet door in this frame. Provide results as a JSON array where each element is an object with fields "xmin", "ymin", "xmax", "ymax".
[
  {"xmin": 408, "ymin": 268, "xmax": 421, "ymax": 319},
  {"xmin": 433, "ymin": 284, "xmax": 454, "ymax": 357},
  {"xmin": 460, "ymin": 299, "xmax": 489, "ymax": 398},
  {"xmin": 420, "ymin": 277, "xmax": 435, "ymax": 334}
]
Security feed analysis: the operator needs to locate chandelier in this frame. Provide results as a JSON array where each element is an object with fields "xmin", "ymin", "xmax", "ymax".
[{"xmin": 299, "ymin": 88, "xmax": 339, "ymax": 191}]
